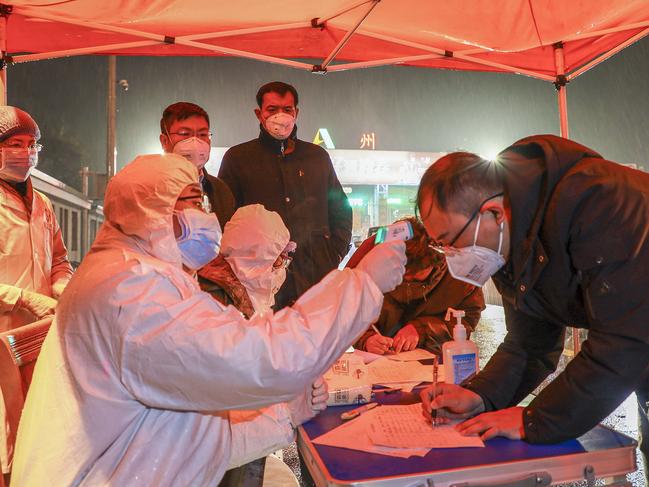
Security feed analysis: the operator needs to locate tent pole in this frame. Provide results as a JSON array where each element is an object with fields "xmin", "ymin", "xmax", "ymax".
[
  {"xmin": 359, "ymin": 30, "xmax": 554, "ymax": 81},
  {"xmin": 317, "ymin": 0, "xmax": 375, "ymax": 25},
  {"xmin": 182, "ymin": 22, "xmax": 310, "ymax": 41},
  {"xmin": 328, "ymin": 53, "xmax": 442, "ymax": 71},
  {"xmin": 319, "ymin": 0, "xmax": 380, "ymax": 70},
  {"xmin": 15, "ymin": 7, "xmax": 312, "ymax": 71},
  {"xmin": 106, "ymin": 55, "xmax": 117, "ymax": 182},
  {"xmin": 14, "ymin": 41, "xmax": 161, "ymax": 63},
  {"xmin": 568, "ymin": 26, "xmax": 649, "ymax": 81},
  {"xmin": 0, "ymin": 9, "xmax": 7, "ymax": 105},
  {"xmin": 563, "ymin": 20, "xmax": 649, "ymax": 42},
  {"xmin": 553, "ymin": 43, "xmax": 569, "ymax": 139}
]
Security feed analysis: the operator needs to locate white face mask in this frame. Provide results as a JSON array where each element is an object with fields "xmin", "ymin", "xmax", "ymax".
[
  {"xmin": 175, "ymin": 208, "xmax": 222, "ymax": 270},
  {"xmin": 172, "ymin": 137, "xmax": 211, "ymax": 170},
  {"xmin": 264, "ymin": 112, "xmax": 295, "ymax": 140},
  {"xmin": 0, "ymin": 147, "xmax": 38, "ymax": 182},
  {"xmin": 445, "ymin": 213, "xmax": 506, "ymax": 287}
]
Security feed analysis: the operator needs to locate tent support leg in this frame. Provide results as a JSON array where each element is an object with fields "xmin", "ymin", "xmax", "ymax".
[
  {"xmin": 554, "ymin": 43, "xmax": 569, "ymax": 139},
  {"xmin": 0, "ymin": 10, "xmax": 8, "ymax": 105},
  {"xmin": 106, "ymin": 55, "xmax": 117, "ymax": 182}
]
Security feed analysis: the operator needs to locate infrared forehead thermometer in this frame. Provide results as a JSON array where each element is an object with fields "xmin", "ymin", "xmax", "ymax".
[{"xmin": 374, "ymin": 220, "xmax": 414, "ymax": 244}]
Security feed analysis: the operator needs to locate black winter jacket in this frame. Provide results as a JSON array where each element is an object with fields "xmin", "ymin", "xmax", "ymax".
[
  {"xmin": 201, "ymin": 169, "xmax": 235, "ymax": 231},
  {"xmin": 218, "ymin": 127, "xmax": 352, "ymax": 307},
  {"xmin": 464, "ymin": 134, "xmax": 649, "ymax": 444}
]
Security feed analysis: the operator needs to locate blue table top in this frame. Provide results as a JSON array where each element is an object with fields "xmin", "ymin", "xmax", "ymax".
[{"xmin": 300, "ymin": 389, "xmax": 636, "ymax": 482}]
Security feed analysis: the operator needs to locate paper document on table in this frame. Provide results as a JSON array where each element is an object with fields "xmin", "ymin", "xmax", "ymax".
[
  {"xmin": 367, "ymin": 403, "xmax": 484, "ymax": 449},
  {"xmin": 368, "ymin": 358, "xmax": 440, "ymax": 385},
  {"xmin": 387, "ymin": 349, "xmax": 436, "ymax": 361},
  {"xmin": 353, "ymin": 349, "xmax": 384, "ymax": 364},
  {"xmin": 312, "ymin": 409, "xmax": 430, "ymax": 458}
]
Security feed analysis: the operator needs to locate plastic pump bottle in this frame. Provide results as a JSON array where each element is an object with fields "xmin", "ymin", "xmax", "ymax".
[{"xmin": 442, "ymin": 307, "xmax": 479, "ymax": 384}]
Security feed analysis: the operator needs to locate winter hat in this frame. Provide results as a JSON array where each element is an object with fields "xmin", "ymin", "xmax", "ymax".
[{"xmin": 0, "ymin": 106, "xmax": 40, "ymax": 142}]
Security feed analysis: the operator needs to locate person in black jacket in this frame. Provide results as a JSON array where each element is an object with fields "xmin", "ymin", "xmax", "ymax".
[
  {"xmin": 160, "ymin": 102, "xmax": 235, "ymax": 230},
  {"xmin": 416, "ymin": 136, "xmax": 649, "ymax": 476},
  {"xmin": 218, "ymin": 81, "xmax": 352, "ymax": 309}
]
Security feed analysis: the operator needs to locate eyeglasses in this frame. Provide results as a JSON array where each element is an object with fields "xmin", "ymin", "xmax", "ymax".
[
  {"xmin": 176, "ymin": 194, "xmax": 211, "ymax": 213},
  {"xmin": 1, "ymin": 142, "xmax": 43, "ymax": 152},
  {"xmin": 430, "ymin": 192, "xmax": 504, "ymax": 252},
  {"xmin": 168, "ymin": 130, "xmax": 211, "ymax": 140},
  {"xmin": 273, "ymin": 252, "xmax": 293, "ymax": 270}
]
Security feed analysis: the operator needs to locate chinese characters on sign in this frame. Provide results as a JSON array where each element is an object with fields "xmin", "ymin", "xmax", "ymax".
[{"xmin": 360, "ymin": 132, "xmax": 376, "ymax": 150}]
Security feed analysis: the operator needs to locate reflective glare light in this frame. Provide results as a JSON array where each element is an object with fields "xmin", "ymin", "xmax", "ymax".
[
  {"xmin": 386, "ymin": 197, "xmax": 402, "ymax": 204},
  {"xmin": 482, "ymin": 148, "xmax": 500, "ymax": 161}
]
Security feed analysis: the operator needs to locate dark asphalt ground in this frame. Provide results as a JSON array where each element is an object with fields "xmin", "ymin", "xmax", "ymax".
[{"xmin": 283, "ymin": 304, "xmax": 644, "ymax": 486}]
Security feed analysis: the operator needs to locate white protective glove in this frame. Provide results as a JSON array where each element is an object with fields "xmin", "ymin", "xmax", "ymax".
[
  {"xmin": 17, "ymin": 289, "xmax": 58, "ymax": 319},
  {"xmin": 355, "ymin": 240, "xmax": 407, "ymax": 293},
  {"xmin": 288, "ymin": 378, "xmax": 328, "ymax": 427},
  {"xmin": 51, "ymin": 279, "xmax": 70, "ymax": 299}
]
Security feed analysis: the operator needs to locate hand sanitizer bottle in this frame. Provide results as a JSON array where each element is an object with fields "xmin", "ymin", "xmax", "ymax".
[{"xmin": 442, "ymin": 307, "xmax": 479, "ymax": 384}]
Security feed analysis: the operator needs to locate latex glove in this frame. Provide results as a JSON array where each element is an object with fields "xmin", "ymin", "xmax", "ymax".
[
  {"xmin": 17, "ymin": 289, "xmax": 58, "ymax": 319},
  {"xmin": 420, "ymin": 382, "xmax": 484, "ymax": 423},
  {"xmin": 356, "ymin": 240, "xmax": 406, "ymax": 293},
  {"xmin": 51, "ymin": 279, "xmax": 69, "ymax": 299},
  {"xmin": 365, "ymin": 333, "xmax": 393, "ymax": 355},
  {"xmin": 288, "ymin": 378, "xmax": 328, "ymax": 427},
  {"xmin": 455, "ymin": 406, "xmax": 525, "ymax": 441},
  {"xmin": 392, "ymin": 324, "xmax": 419, "ymax": 353}
]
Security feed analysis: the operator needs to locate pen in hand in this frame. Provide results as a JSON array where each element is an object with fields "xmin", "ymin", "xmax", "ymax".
[
  {"xmin": 370, "ymin": 324, "xmax": 395, "ymax": 354},
  {"xmin": 431, "ymin": 355, "xmax": 439, "ymax": 427}
]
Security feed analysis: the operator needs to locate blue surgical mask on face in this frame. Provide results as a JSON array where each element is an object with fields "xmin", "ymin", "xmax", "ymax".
[{"xmin": 174, "ymin": 208, "xmax": 222, "ymax": 270}]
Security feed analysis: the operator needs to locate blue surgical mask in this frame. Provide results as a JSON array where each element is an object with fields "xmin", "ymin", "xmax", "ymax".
[{"xmin": 175, "ymin": 208, "xmax": 221, "ymax": 270}]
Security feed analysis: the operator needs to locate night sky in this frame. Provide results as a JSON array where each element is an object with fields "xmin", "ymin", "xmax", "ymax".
[{"xmin": 8, "ymin": 36, "xmax": 649, "ymax": 189}]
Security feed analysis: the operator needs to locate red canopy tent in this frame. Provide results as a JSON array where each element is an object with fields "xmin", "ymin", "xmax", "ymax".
[{"xmin": 5, "ymin": 0, "xmax": 649, "ymax": 139}]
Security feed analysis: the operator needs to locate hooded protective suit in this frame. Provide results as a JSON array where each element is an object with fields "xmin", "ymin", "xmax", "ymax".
[
  {"xmin": 11, "ymin": 153, "xmax": 384, "ymax": 486},
  {"xmin": 221, "ymin": 204, "xmax": 292, "ymax": 315},
  {"xmin": 0, "ymin": 106, "xmax": 72, "ymax": 332}
]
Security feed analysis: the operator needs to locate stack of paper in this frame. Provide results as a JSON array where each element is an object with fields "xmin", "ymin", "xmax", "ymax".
[
  {"xmin": 387, "ymin": 349, "xmax": 437, "ymax": 362},
  {"xmin": 367, "ymin": 357, "xmax": 442, "ymax": 392},
  {"xmin": 312, "ymin": 403, "xmax": 484, "ymax": 458}
]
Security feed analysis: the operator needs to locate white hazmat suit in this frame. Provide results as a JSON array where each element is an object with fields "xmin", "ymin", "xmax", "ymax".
[
  {"xmin": 12, "ymin": 154, "xmax": 401, "ymax": 486},
  {"xmin": 221, "ymin": 204, "xmax": 292, "ymax": 315}
]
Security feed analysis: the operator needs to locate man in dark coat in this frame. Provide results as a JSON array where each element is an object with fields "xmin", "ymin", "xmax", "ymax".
[
  {"xmin": 416, "ymin": 135, "xmax": 649, "ymax": 473},
  {"xmin": 160, "ymin": 102, "xmax": 235, "ymax": 230},
  {"xmin": 218, "ymin": 81, "xmax": 352, "ymax": 309}
]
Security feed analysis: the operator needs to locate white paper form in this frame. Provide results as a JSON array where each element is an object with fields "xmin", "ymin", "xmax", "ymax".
[
  {"xmin": 367, "ymin": 403, "xmax": 484, "ymax": 449},
  {"xmin": 387, "ymin": 349, "xmax": 436, "ymax": 361},
  {"xmin": 312, "ymin": 409, "xmax": 430, "ymax": 458},
  {"xmin": 368, "ymin": 358, "xmax": 441, "ymax": 385},
  {"xmin": 353, "ymin": 349, "xmax": 384, "ymax": 364}
]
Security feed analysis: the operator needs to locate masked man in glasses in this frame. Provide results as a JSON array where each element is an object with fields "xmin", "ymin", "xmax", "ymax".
[
  {"xmin": 416, "ymin": 135, "xmax": 649, "ymax": 480},
  {"xmin": 160, "ymin": 101, "xmax": 235, "ymax": 230},
  {"xmin": 0, "ymin": 105, "xmax": 73, "ymax": 476}
]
